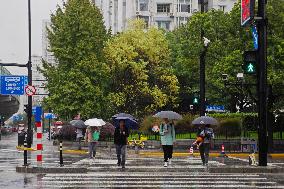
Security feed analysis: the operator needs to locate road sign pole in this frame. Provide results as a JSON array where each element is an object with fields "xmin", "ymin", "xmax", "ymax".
[
  {"xmin": 257, "ymin": 0, "xmax": 268, "ymax": 166},
  {"xmin": 27, "ymin": 0, "xmax": 33, "ymax": 148}
]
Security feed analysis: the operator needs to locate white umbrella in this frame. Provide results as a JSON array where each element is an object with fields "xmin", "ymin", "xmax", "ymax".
[{"xmin": 84, "ymin": 118, "xmax": 106, "ymax": 127}]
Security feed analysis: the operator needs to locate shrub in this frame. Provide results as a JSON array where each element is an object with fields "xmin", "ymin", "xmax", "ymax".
[
  {"xmin": 139, "ymin": 116, "xmax": 161, "ymax": 133},
  {"xmin": 175, "ymin": 114, "xmax": 196, "ymax": 134},
  {"xmin": 218, "ymin": 118, "xmax": 241, "ymax": 137},
  {"xmin": 99, "ymin": 122, "xmax": 115, "ymax": 141},
  {"xmin": 58, "ymin": 124, "xmax": 76, "ymax": 141}
]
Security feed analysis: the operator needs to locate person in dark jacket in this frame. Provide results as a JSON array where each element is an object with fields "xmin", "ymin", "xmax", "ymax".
[{"xmin": 114, "ymin": 120, "xmax": 129, "ymax": 168}]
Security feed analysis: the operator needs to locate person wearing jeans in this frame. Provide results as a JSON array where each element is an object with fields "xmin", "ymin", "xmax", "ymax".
[
  {"xmin": 114, "ymin": 120, "xmax": 129, "ymax": 169},
  {"xmin": 159, "ymin": 118, "xmax": 176, "ymax": 167},
  {"xmin": 85, "ymin": 126, "xmax": 99, "ymax": 159}
]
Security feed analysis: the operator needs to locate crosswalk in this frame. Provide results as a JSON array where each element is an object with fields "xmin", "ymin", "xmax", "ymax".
[{"xmin": 38, "ymin": 157, "xmax": 284, "ymax": 188}]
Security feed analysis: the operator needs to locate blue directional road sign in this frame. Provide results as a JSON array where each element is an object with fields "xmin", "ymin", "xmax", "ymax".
[
  {"xmin": 206, "ymin": 105, "xmax": 225, "ymax": 112},
  {"xmin": 251, "ymin": 26, "xmax": 258, "ymax": 50},
  {"xmin": 0, "ymin": 75, "xmax": 28, "ymax": 95}
]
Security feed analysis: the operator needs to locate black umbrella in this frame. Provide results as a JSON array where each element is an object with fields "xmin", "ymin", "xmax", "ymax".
[
  {"xmin": 70, "ymin": 120, "xmax": 87, "ymax": 129},
  {"xmin": 192, "ymin": 116, "xmax": 218, "ymax": 125}
]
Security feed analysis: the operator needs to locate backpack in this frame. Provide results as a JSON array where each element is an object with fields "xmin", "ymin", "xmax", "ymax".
[{"xmin": 92, "ymin": 131, "xmax": 100, "ymax": 141}]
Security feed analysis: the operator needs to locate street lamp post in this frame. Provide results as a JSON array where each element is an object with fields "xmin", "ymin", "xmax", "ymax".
[
  {"xmin": 199, "ymin": 0, "xmax": 205, "ymax": 116},
  {"xmin": 27, "ymin": 0, "xmax": 33, "ymax": 148}
]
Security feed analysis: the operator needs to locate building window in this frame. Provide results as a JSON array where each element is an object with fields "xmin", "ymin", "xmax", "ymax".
[
  {"xmin": 139, "ymin": 16, "xmax": 149, "ymax": 28},
  {"xmin": 177, "ymin": 0, "xmax": 192, "ymax": 13},
  {"xmin": 219, "ymin": 5, "xmax": 226, "ymax": 12},
  {"xmin": 176, "ymin": 17, "xmax": 189, "ymax": 26},
  {"xmin": 157, "ymin": 4, "xmax": 171, "ymax": 13},
  {"xmin": 157, "ymin": 21, "xmax": 171, "ymax": 30},
  {"xmin": 139, "ymin": 0, "xmax": 149, "ymax": 11}
]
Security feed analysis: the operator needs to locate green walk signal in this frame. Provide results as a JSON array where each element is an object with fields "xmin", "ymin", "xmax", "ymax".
[
  {"xmin": 243, "ymin": 62, "xmax": 256, "ymax": 74},
  {"xmin": 193, "ymin": 97, "xmax": 199, "ymax": 104}
]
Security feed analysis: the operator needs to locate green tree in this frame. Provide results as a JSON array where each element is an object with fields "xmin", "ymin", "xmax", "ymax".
[
  {"xmin": 169, "ymin": 0, "xmax": 284, "ymax": 112},
  {"xmin": 104, "ymin": 19, "xmax": 179, "ymax": 118},
  {"xmin": 42, "ymin": 0, "xmax": 110, "ymax": 119}
]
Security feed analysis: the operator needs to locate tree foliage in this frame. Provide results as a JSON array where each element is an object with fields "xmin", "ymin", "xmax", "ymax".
[
  {"xmin": 42, "ymin": 0, "xmax": 110, "ymax": 119},
  {"xmin": 169, "ymin": 0, "xmax": 284, "ymax": 112},
  {"xmin": 104, "ymin": 19, "xmax": 180, "ymax": 117}
]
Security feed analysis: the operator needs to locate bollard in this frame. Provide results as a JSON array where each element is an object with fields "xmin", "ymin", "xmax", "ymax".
[
  {"xmin": 23, "ymin": 135, "xmax": 28, "ymax": 167},
  {"xmin": 59, "ymin": 141, "xmax": 64, "ymax": 167},
  {"xmin": 219, "ymin": 144, "xmax": 228, "ymax": 157},
  {"xmin": 189, "ymin": 146, "xmax": 194, "ymax": 157}
]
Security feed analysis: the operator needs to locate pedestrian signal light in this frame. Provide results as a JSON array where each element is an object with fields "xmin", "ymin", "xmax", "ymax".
[
  {"xmin": 243, "ymin": 62, "xmax": 256, "ymax": 74},
  {"xmin": 243, "ymin": 51, "xmax": 257, "ymax": 74},
  {"xmin": 193, "ymin": 97, "xmax": 199, "ymax": 104}
]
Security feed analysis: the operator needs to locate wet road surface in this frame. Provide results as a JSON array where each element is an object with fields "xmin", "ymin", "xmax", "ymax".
[{"xmin": 1, "ymin": 133, "xmax": 284, "ymax": 189}]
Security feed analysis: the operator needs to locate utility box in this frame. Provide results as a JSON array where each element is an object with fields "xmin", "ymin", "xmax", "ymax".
[{"xmin": 241, "ymin": 137, "xmax": 258, "ymax": 152}]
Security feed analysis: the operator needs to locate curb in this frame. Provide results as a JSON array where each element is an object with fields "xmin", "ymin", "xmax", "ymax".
[
  {"xmin": 209, "ymin": 166, "xmax": 284, "ymax": 173},
  {"xmin": 16, "ymin": 146, "xmax": 36, "ymax": 151},
  {"xmin": 139, "ymin": 152, "xmax": 284, "ymax": 158},
  {"xmin": 16, "ymin": 166, "xmax": 88, "ymax": 173},
  {"xmin": 63, "ymin": 149, "xmax": 88, "ymax": 155}
]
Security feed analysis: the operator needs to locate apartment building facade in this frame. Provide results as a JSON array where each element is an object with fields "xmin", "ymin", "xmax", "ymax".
[{"xmin": 92, "ymin": 0, "xmax": 237, "ymax": 33}]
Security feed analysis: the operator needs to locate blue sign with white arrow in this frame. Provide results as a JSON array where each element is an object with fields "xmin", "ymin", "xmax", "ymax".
[
  {"xmin": 252, "ymin": 26, "xmax": 258, "ymax": 50},
  {"xmin": 0, "ymin": 75, "xmax": 28, "ymax": 95}
]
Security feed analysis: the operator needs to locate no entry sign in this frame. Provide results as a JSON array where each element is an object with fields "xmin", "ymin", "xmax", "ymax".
[{"xmin": 25, "ymin": 85, "xmax": 36, "ymax": 96}]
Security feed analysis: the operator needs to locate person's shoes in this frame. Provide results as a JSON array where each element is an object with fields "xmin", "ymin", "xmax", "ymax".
[
  {"xmin": 122, "ymin": 165, "xmax": 125, "ymax": 169},
  {"xmin": 117, "ymin": 162, "xmax": 121, "ymax": 166},
  {"xmin": 168, "ymin": 158, "xmax": 172, "ymax": 165},
  {"xmin": 164, "ymin": 162, "xmax": 168, "ymax": 167}
]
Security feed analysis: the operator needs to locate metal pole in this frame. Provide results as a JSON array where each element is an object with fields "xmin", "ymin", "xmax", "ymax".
[
  {"xmin": 257, "ymin": 0, "xmax": 268, "ymax": 166},
  {"xmin": 27, "ymin": 0, "xmax": 33, "ymax": 148},
  {"xmin": 59, "ymin": 141, "xmax": 64, "ymax": 166},
  {"xmin": 23, "ymin": 134, "xmax": 28, "ymax": 166},
  {"xmin": 48, "ymin": 108, "xmax": 51, "ymax": 140},
  {"xmin": 199, "ymin": 0, "xmax": 206, "ymax": 116}
]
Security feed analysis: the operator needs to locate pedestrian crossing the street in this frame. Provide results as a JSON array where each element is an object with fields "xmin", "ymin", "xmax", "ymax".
[{"xmin": 38, "ymin": 157, "xmax": 284, "ymax": 188}]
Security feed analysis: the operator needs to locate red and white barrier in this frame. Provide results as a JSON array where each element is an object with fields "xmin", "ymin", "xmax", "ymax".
[{"xmin": 36, "ymin": 121, "xmax": 43, "ymax": 165}]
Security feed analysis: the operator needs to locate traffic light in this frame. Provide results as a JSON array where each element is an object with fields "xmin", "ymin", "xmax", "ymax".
[
  {"xmin": 243, "ymin": 61, "xmax": 256, "ymax": 74},
  {"xmin": 24, "ymin": 104, "xmax": 28, "ymax": 114},
  {"xmin": 243, "ymin": 50, "xmax": 257, "ymax": 74},
  {"xmin": 193, "ymin": 97, "xmax": 199, "ymax": 104}
]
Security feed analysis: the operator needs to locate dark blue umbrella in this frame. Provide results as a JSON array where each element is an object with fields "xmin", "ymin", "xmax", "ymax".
[{"xmin": 114, "ymin": 117, "xmax": 138, "ymax": 130}]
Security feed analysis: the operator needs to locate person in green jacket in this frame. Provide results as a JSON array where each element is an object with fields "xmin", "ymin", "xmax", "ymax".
[{"xmin": 159, "ymin": 118, "xmax": 176, "ymax": 167}]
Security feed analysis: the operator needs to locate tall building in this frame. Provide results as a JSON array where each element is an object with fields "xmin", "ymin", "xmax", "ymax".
[
  {"xmin": 92, "ymin": 0, "xmax": 237, "ymax": 33},
  {"xmin": 31, "ymin": 55, "xmax": 47, "ymax": 105},
  {"xmin": 42, "ymin": 20, "xmax": 57, "ymax": 67}
]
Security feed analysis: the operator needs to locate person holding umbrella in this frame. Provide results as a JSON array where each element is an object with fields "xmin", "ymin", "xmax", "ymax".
[
  {"xmin": 197, "ymin": 124, "xmax": 214, "ymax": 166},
  {"xmin": 159, "ymin": 118, "xmax": 176, "ymax": 167},
  {"xmin": 114, "ymin": 120, "xmax": 129, "ymax": 169},
  {"xmin": 153, "ymin": 111, "xmax": 181, "ymax": 167},
  {"xmin": 85, "ymin": 126, "xmax": 100, "ymax": 159},
  {"xmin": 192, "ymin": 116, "xmax": 216, "ymax": 166}
]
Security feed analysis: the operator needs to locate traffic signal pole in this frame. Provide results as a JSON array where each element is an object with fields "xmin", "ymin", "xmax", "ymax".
[
  {"xmin": 27, "ymin": 0, "xmax": 33, "ymax": 148},
  {"xmin": 257, "ymin": 0, "xmax": 268, "ymax": 166}
]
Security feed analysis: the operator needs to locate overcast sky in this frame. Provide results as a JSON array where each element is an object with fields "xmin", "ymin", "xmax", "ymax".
[{"xmin": 0, "ymin": 0, "xmax": 63, "ymax": 75}]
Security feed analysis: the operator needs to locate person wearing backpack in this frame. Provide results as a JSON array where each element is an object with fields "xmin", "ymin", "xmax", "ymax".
[
  {"xmin": 159, "ymin": 118, "xmax": 176, "ymax": 167},
  {"xmin": 198, "ymin": 124, "xmax": 214, "ymax": 166},
  {"xmin": 85, "ymin": 126, "xmax": 100, "ymax": 159}
]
